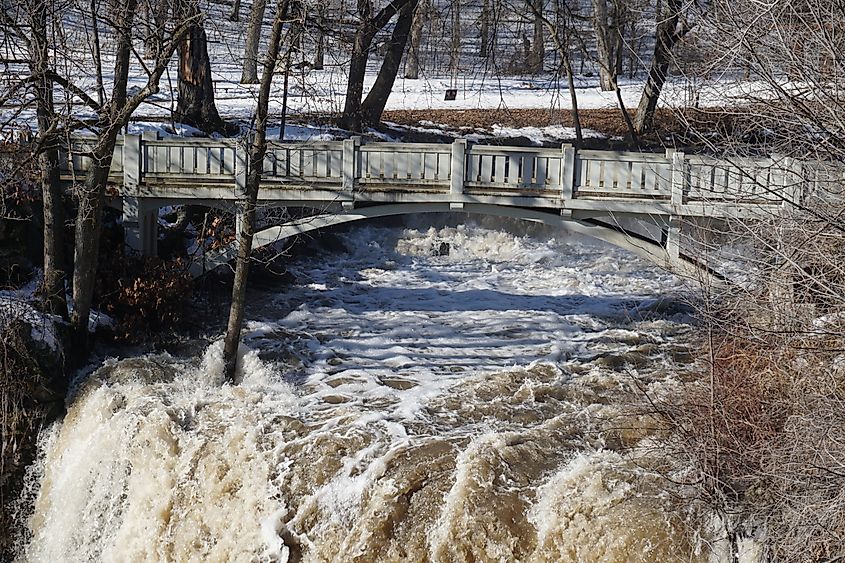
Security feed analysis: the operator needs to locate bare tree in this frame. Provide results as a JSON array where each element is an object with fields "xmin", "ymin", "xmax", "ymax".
[
  {"xmin": 632, "ymin": 0, "xmax": 695, "ymax": 134},
  {"xmin": 338, "ymin": 0, "xmax": 416, "ymax": 131},
  {"xmin": 22, "ymin": 0, "xmax": 67, "ymax": 318},
  {"xmin": 590, "ymin": 0, "xmax": 616, "ymax": 90},
  {"xmin": 175, "ymin": 0, "xmax": 232, "ymax": 134},
  {"xmin": 361, "ymin": 0, "xmax": 418, "ymax": 124},
  {"xmin": 223, "ymin": 0, "xmax": 293, "ymax": 381},
  {"xmin": 527, "ymin": 0, "xmax": 544, "ymax": 73},
  {"xmin": 64, "ymin": 2, "xmax": 192, "ymax": 353}
]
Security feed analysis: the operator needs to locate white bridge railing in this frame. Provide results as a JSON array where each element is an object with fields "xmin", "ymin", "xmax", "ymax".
[{"xmin": 60, "ymin": 133, "xmax": 800, "ymax": 215}]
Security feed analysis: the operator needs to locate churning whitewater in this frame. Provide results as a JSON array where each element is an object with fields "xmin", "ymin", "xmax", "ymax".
[{"xmin": 15, "ymin": 220, "xmax": 704, "ymax": 562}]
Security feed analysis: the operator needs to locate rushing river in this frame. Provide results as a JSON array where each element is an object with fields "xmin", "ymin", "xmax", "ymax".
[{"xmin": 14, "ymin": 219, "xmax": 707, "ymax": 562}]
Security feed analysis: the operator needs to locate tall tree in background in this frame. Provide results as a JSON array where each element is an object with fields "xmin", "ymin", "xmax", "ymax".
[
  {"xmin": 590, "ymin": 0, "xmax": 619, "ymax": 90},
  {"xmin": 528, "ymin": 0, "xmax": 544, "ymax": 73},
  {"xmin": 241, "ymin": 0, "xmax": 268, "ymax": 83},
  {"xmin": 229, "ymin": 0, "xmax": 242, "ymax": 21},
  {"xmin": 404, "ymin": 0, "xmax": 426, "ymax": 79},
  {"xmin": 633, "ymin": 0, "xmax": 693, "ymax": 133},
  {"xmin": 338, "ymin": 0, "xmax": 415, "ymax": 131},
  {"xmin": 175, "ymin": 1, "xmax": 232, "ymax": 134},
  {"xmin": 223, "ymin": 0, "xmax": 292, "ymax": 381},
  {"xmin": 361, "ymin": 0, "xmax": 418, "ymax": 123}
]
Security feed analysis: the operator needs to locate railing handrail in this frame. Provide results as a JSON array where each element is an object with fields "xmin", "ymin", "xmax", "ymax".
[{"xmin": 60, "ymin": 133, "xmax": 799, "ymax": 213}]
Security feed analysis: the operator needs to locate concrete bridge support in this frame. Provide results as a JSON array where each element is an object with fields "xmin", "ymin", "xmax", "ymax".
[
  {"xmin": 121, "ymin": 131, "xmax": 161, "ymax": 256},
  {"xmin": 123, "ymin": 196, "xmax": 158, "ymax": 256}
]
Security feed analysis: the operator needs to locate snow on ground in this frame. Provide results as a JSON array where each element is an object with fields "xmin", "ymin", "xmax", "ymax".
[{"xmin": 0, "ymin": 277, "xmax": 61, "ymax": 352}]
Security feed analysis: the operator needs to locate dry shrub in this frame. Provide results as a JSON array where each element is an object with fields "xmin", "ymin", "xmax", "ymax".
[
  {"xmin": 682, "ymin": 338, "xmax": 793, "ymax": 500},
  {"xmin": 95, "ymin": 253, "xmax": 192, "ymax": 343},
  {"xmin": 651, "ymin": 327, "xmax": 845, "ymax": 560}
]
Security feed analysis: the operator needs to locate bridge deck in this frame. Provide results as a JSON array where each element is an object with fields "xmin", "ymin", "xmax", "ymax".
[
  {"xmin": 60, "ymin": 133, "xmax": 796, "ymax": 219},
  {"xmin": 58, "ymin": 133, "xmax": 804, "ymax": 280}
]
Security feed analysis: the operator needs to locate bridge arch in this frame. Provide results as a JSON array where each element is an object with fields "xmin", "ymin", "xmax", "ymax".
[{"xmin": 190, "ymin": 203, "xmax": 719, "ymax": 283}]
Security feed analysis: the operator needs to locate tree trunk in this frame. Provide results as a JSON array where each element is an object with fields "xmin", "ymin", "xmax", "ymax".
[
  {"xmin": 176, "ymin": 10, "xmax": 231, "ymax": 135},
  {"xmin": 591, "ymin": 0, "xmax": 616, "ymax": 91},
  {"xmin": 362, "ymin": 0, "xmax": 418, "ymax": 124},
  {"xmin": 404, "ymin": 1, "xmax": 425, "ymax": 79},
  {"xmin": 144, "ymin": 0, "xmax": 169, "ymax": 59},
  {"xmin": 30, "ymin": 0, "xmax": 67, "ymax": 319},
  {"xmin": 450, "ymin": 0, "xmax": 460, "ymax": 74},
  {"xmin": 229, "ymin": 0, "xmax": 241, "ymax": 21},
  {"xmin": 313, "ymin": 3, "xmax": 325, "ymax": 70},
  {"xmin": 339, "ymin": 24, "xmax": 378, "ymax": 131},
  {"xmin": 70, "ymin": 148, "xmax": 114, "ymax": 352},
  {"xmin": 223, "ymin": 0, "xmax": 289, "ymax": 382},
  {"xmin": 338, "ymin": 0, "xmax": 413, "ymax": 132},
  {"xmin": 564, "ymin": 51, "xmax": 582, "ymax": 146},
  {"xmin": 480, "ymin": 0, "xmax": 490, "ymax": 58},
  {"xmin": 633, "ymin": 0, "xmax": 687, "ymax": 134},
  {"xmin": 530, "ymin": 0, "xmax": 544, "ymax": 73},
  {"xmin": 241, "ymin": 0, "xmax": 268, "ymax": 84}
]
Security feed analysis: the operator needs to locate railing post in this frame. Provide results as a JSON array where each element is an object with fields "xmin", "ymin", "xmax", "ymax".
[
  {"xmin": 670, "ymin": 150, "xmax": 686, "ymax": 207},
  {"xmin": 123, "ymin": 133, "xmax": 141, "ymax": 193},
  {"xmin": 782, "ymin": 156, "xmax": 802, "ymax": 212},
  {"xmin": 561, "ymin": 143, "xmax": 576, "ymax": 216},
  {"xmin": 666, "ymin": 215, "xmax": 681, "ymax": 259},
  {"xmin": 342, "ymin": 136, "xmax": 360, "ymax": 209},
  {"xmin": 450, "ymin": 138, "xmax": 466, "ymax": 208},
  {"xmin": 235, "ymin": 138, "xmax": 248, "ymax": 198}
]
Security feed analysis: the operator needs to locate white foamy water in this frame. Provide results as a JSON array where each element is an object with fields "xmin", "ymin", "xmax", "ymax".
[{"xmin": 16, "ymin": 221, "xmax": 708, "ymax": 562}]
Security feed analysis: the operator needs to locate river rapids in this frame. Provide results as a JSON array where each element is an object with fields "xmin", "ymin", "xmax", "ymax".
[{"xmin": 13, "ymin": 219, "xmax": 714, "ymax": 562}]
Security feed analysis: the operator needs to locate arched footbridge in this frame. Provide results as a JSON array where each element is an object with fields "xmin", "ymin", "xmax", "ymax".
[{"xmin": 61, "ymin": 133, "xmax": 804, "ymax": 282}]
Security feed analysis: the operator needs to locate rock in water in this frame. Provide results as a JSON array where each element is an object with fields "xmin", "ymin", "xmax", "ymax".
[{"xmin": 433, "ymin": 241, "xmax": 450, "ymax": 256}]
